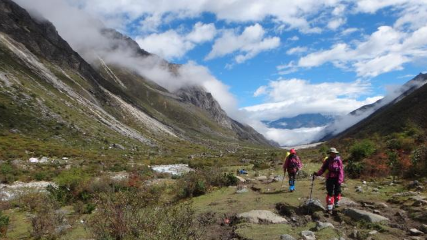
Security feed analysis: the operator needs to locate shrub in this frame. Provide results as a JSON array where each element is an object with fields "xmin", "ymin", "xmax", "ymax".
[
  {"xmin": 0, "ymin": 211, "xmax": 9, "ymax": 238},
  {"xmin": 252, "ymin": 160, "xmax": 270, "ymax": 170},
  {"xmin": 349, "ymin": 140, "xmax": 376, "ymax": 162},
  {"xmin": 30, "ymin": 195, "xmax": 64, "ymax": 240},
  {"xmin": 88, "ymin": 191, "xmax": 200, "ymax": 240},
  {"xmin": 345, "ymin": 160, "xmax": 364, "ymax": 178},
  {"xmin": 410, "ymin": 145, "xmax": 427, "ymax": 177}
]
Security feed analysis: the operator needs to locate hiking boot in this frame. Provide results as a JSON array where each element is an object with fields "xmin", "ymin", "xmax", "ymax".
[
  {"xmin": 334, "ymin": 201, "xmax": 340, "ymax": 208},
  {"xmin": 289, "ymin": 185, "xmax": 295, "ymax": 192}
]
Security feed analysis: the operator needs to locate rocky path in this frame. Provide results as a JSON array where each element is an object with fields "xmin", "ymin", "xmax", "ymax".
[{"xmin": 193, "ymin": 169, "xmax": 427, "ymax": 240}]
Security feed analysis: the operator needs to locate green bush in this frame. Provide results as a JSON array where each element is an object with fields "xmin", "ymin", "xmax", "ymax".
[
  {"xmin": 252, "ymin": 160, "xmax": 270, "ymax": 170},
  {"xmin": 345, "ymin": 160, "xmax": 364, "ymax": 178},
  {"xmin": 0, "ymin": 211, "xmax": 9, "ymax": 237},
  {"xmin": 349, "ymin": 140, "xmax": 376, "ymax": 162}
]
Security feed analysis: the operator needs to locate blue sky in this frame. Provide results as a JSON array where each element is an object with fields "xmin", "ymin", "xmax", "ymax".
[{"xmin": 16, "ymin": 0, "xmax": 427, "ymax": 146}]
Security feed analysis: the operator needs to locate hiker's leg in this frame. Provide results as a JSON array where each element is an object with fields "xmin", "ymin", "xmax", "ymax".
[
  {"xmin": 326, "ymin": 178, "xmax": 335, "ymax": 211},
  {"xmin": 289, "ymin": 173, "xmax": 295, "ymax": 191},
  {"xmin": 334, "ymin": 179, "xmax": 342, "ymax": 206}
]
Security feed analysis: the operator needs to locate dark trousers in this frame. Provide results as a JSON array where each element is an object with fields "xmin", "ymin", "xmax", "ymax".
[
  {"xmin": 288, "ymin": 172, "xmax": 296, "ymax": 186},
  {"xmin": 326, "ymin": 178, "xmax": 341, "ymax": 197}
]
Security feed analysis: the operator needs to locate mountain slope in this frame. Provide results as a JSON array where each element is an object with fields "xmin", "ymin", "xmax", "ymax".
[
  {"xmin": 0, "ymin": 0, "xmax": 275, "ymax": 162},
  {"xmin": 321, "ymin": 73, "xmax": 427, "ymax": 140},
  {"xmin": 332, "ymin": 73, "xmax": 427, "ymax": 140}
]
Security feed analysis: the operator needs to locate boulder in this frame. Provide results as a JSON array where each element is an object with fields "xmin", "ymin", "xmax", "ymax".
[
  {"xmin": 301, "ymin": 230, "xmax": 316, "ymax": 240},
  {"xmin": 255, "ymin": 176, "xmax": 268, "ymax": 181},
  {"xmin": 343, "ymin": 208, "xmax": 389, "ymax": 223},
  {"xmin": 409, "ymin": 228, "xmax": 424, "ymax": 236},
  {"xmin": 237, "ymin": 210, "xmax": 288, "ymax": 224},
  {"xmin": 280, "ymin": 234, "xmax": 296, "ymax": 240},
  {"xmin": 235, "ymin": 176, "xmax": 246, "ymax": 183},
  {"xmin": 300, "ymin": 199, "xmax": 326, "ymax": 213},
  {"xmin": 315, "ymin": 221, "xmax": 334, "ymax": 231}
]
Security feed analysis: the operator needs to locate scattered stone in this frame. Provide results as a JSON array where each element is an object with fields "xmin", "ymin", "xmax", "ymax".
[
  {"xmin": 301, "ymin": 230, "xmax": 316, "ymax": 240},
  {"xmin": 236, "ymin": 187, "xmax": 248, "ymax": 194},
  {"xmin": 315, "ymin": 221, "xmax": 334, "ymax": 231},
  {"xmin": 393, "ymin": 191, "xmax": 419, "ymax": 197},
  {"xmin": 255, "ymin": 176, "xmax": 268, "ymax": 181},
  {"xmin": 373, "ymin": 210, "xmax": 381, "ymax": 214},
  {"xmin": 410, "ymin": 237, "xmax": 423, "ymax": 240},
  {"xmin": 369, "ymin": 230, "xmax": 378, "ymax": 235},
  {"xmin": 363, "ymin": 181, "xmax": 367, "ymax": 185},
  {"xmin": 338, "ymin": 197, "xmax": 359, "ymax": 207},
  {"xmin": 356, "ymin": 186, "xmax": 363, "ymax": 193},
  {"xmin": 62, "ymin": 157, "xmax": 69, "ymax": 160},
  {"xmin": 300, "ymin": 199, "xmax": 326, "ymax": 213},
  {"xmin": 329, "ymin": 238, "xmax": 345, "ymax": 240},
  {"xmin": 408, "ymin": 180, "xmax": 421, "ymax": 189},
  {"xmin": 420, "ymin": 224, "xmax": 427, "ymax": 234},
  {"xmin": 416, "ymin": 186, "xmax": 425, "ymax": 191},
  {"xmin": 409, "ymin": 228, "xmax": 424, "ymax": 236},
  {"xmin": 237, "ymin": 210, "xmax": 288, "ymax": 224},
  {"xmin": 343, "ymin": 208, "xmax": 390, "ymax": 223},
  {"xmin": 377, "ymin": 203, "xmax": 388, "ymax": 208},
  {"xmin": 413, "ymin": 200, "xmax": 427, "ymax": 207},
  {"xmin": 274, "ymin": 176, "xmax": 284, "ymax": 182},
  {"xmin": 350, "ymin": 230, "xmax": 359, "ymax": 238},
  {"xmin": 410, "ymin": 196, "xmax": 426, "ymax": 201},
  {"xmin": 280, "ymin": 234, "xmax": 296, "ymax": 240},
  {"xmin": 235, "ymin": 176, "xmax": 246, "ymax": 183},
  {"xmin": 372, "ymin": 188, "xmax": 379, "ymax": 192}
]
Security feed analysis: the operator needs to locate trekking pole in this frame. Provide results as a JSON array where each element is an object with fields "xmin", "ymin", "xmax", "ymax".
[{"xmin": 309, "ymin": 174, "xmax": 315, "ymax": 201}]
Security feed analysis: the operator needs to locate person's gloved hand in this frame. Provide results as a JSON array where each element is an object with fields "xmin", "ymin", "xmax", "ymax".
[{"xmin": 312, "ymin": 172, "xmax": 318, "ymax": 176}]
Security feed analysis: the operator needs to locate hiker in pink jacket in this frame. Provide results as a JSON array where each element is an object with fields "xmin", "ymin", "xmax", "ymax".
[
  {"xmin": 313, "ymin": 147, "xmax": 344, "ymax": 212},
  {"xmin": 283, "ymin": 149, "xmax": 302, "ymax": 192}
]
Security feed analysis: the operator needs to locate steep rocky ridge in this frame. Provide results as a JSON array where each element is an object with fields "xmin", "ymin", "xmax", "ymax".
[{"xmin": 0, "ymin": 0, "xmax": 276, "ymax": 162}]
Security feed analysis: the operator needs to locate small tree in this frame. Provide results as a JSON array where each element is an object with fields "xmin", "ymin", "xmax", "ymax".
[
  {"xmin": 387, "ymin": 150, "xmax": 400, "ymax": 181},
  {"xmin": 350, "ymin": 140, "xmax": 376, "ymax": 161}
]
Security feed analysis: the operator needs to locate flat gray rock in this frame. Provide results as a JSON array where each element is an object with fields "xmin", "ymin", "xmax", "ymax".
[
  {"xmin": 301, "ymin": 199, "xmax": 326, "ymax": 213},
  {"xmin": 237, "ymin": 210, "xmax": 288, "ymax": 224},
  {"xmin": 316, "ymin": 221, "xmax": 334, "ymax": 231},
  {"xmin": 339, "ymin": 197, "xmax": 359, "ymax": 207},
  {"xmin": 343, "ymin": 208, "xmax": 389, "ymax": 223},
  {"xmin": 409, "ymin": 228, "xmax": 424, "ymax": 236},
  {"xmin": 301, "ymin": 230, "xmax": 316, "ymax": 240},
  {"xmin": 280, "ymin": 234, "xmax": 296, "ymax": 240}
]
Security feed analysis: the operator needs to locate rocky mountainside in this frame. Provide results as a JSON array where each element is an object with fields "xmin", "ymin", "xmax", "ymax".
[
  {"xmin": 321, "ymin": 73, "xmax": 427, "ymax": 141},
  {"xmin": 0, "ymin": 0, "xmax": 275, "ymax": 162},
  {"xmin": 331, "ymin": 73, "xmax": 427, "ymax": 140}
]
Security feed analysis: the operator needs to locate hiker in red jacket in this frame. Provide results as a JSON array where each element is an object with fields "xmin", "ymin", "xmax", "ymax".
[
  {"xmin": 283, "ymin": 149, "xmax": 302, "ymax": 192},
  {"xmin": 313, "ymin": 147, "xmax": 344, "ymax": 212}
]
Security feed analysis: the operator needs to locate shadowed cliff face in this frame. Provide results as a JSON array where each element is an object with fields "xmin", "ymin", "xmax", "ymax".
[{"xmin": 0, "ymin": 0, "xmax": 277, "ymax": 150}]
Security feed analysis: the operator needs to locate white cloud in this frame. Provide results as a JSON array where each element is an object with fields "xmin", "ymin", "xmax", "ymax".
[
  {"xmin": 136, "ymin": 22, "xmax": 217, "ymax": 60},
  {"xmin": 186, "ymin": 22, "xmax": 217, "ymax": 43},
  {"xmin": 245, "ymin": 78, "xmax": 380, "ymax": 121},
  {"xmin": 276, "ymin": 61, "xmax": 299, "ymax": 75},
  {"xmin": 244, "ymin": 78, "xmax": 383, "ymax": 146},
  {"xmin": 295, "ymin": 25, "xmax": 427, "ymax": 77},
  {"xmin": 205, "ymin": 24, "xmax": 280, "ymax": 64},
  {"xmin": 354, "ymin": 53, "xmax": 409, "ymax": 77},
  {"xmin": 327, "ymin": 18, "xmax": 346, "ymax": 30},
  {"xmin": 341, "ymin": 28, "xmax": 359, "ymax": 35},
  {"xmin": 52, "ymin": 0, "xmax": 367, "ymax": 36},
  {"xmin": 286, "ymin": 46, "xmax": 308, "ymax": 55},
  {"xmin": 288, "ymin": 36, "xmax": 300, "ymax": 41}
]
